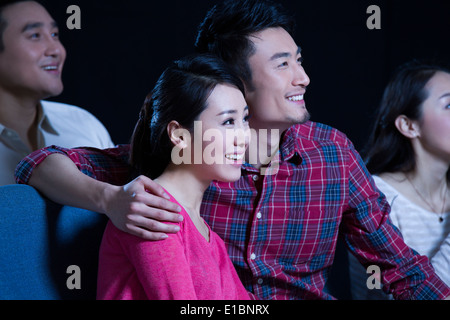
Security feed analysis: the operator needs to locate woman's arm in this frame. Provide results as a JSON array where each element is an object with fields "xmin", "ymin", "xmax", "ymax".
[{"xmin": 131, "ymin": 235, "xmax": 199, "ymax": 299}]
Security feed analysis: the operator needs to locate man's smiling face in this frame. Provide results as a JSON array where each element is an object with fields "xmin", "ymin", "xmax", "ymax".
[
  {"xmin": 245, "ymin": 27, "xmax": 310, "ymax": 131},
  {"xmin": 0, "ymin": 1, "xmax": 66, "ymax": 100}
]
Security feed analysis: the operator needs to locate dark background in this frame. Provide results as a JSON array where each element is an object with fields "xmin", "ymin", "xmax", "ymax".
[{"xmin": 40, "ymin": 0, "xmax": 450, "ymax": 153}]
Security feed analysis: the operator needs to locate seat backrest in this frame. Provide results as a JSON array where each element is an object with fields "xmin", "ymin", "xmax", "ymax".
[{"xmin": 0, "ymin": 184, "xmax": 107, "ymax": 300}]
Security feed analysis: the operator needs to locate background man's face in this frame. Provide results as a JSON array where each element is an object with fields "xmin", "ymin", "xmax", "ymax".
[{"xmin": 0, "ymin": 1, "xmax": 66, "ymax": 100}]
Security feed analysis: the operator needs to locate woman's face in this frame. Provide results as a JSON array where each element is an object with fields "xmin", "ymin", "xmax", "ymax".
[
  {"xmin": 417, "ymin": 71, "xmax": 450, "ymax": 162},
  {"xmin": 191, "ymin": 83, "xmax": 250, "ymax": 182}
]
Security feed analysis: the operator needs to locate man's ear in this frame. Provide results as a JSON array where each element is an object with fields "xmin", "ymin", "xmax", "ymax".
[
  {"xmin": 394, "ymin": 115, "xmax": 421, "ymax": 139},
  {"xmin": 167, "ymin": 120, "xmax": 189, "ymax": 148}
]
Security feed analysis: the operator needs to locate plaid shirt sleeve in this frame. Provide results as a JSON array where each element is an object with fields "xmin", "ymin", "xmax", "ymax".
[
  {"xmin": 15, "ymin": 145, "xmax": 132, "ymax": 186},
  {"xmin": 342, "ymin": 142, "xmax": 450, "ymax": 300}
]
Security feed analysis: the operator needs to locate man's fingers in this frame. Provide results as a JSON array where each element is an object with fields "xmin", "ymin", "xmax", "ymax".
[
  {"xmin": 130, "ymin": 195, "xmax": 182, "ymax": 220},
  {"xmin": 130, "ymin": 176, "xmax": 182, "ymax": 214},
  {"xmin": 127, "ymin": 225, "xmax": 170, "ymax": 241},
  {"xmin": 127, "ymin": 208, "xmax": 182, "ymax": 232},
  {"xmin": 146, "ymin": 207, "xmax": 183, "ymax": 223},
  {"xmin": 126, "ymin": 214, "xmax": 181, "ymax": 241},
  {"xmin": 116, "ymin": 175, "xmax": 185, "ymax": 240},
  {"xmin": 143, "ymin": 193, "xmax": 182, "ymax": 214},
  {"xmin": 140, "ymin": 218, "xmax": 180, "ymax": 234},
  {"xmin": 134, "ymin": 175, "xmax": 171, "ymax": 200}
]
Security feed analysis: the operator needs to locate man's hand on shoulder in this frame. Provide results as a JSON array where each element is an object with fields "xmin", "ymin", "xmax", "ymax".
[{"xmin": 103, "ymin": 175, "xmax": 183, "ymax": 240}]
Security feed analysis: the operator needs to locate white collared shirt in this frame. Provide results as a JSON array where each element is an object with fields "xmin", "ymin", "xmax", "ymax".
[{"xmin": 0, "ymin": 100, "xmax": 114, "ymax": 185}]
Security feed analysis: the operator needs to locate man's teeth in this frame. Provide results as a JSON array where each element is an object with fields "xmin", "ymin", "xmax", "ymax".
[
  {"xmin": 288, "ymin": 95, "xmax": 304, "ymax": 101},
  {"xmin": 225, "ymin": 154, "xmax": 244, "ymax": 160}
]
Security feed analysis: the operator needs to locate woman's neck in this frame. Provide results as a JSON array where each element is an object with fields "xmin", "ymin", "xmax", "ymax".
[
  {"xmin": 154, "ymin": 164, "xmax": 210, "ymax": 219},
  {"xmin": 380, "ymin": 156, "xmax": 449, "ymax": 213},
  {"xmin": 410, "ymin": 140, "xmax": 450, "ymax": 194},
  {"xmin": 155, "ymin": 164, "xmax": 211, "ymax": 241}
]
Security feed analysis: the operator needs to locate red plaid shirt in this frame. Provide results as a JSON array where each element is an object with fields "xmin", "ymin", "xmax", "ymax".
[{"xmin": 16, "ymin": 121, "xmax": 450, "ymax": 300}]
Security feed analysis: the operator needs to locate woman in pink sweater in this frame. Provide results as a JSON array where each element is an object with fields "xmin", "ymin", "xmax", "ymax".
[{"xmin": 97, "ymin": 54, "xmax": 250, "ymax": 300}]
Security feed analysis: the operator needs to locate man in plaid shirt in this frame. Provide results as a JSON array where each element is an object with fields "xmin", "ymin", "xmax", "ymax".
[{"xmin": 15, "ymin": 0, "xmax": 450, "ymax": 299}]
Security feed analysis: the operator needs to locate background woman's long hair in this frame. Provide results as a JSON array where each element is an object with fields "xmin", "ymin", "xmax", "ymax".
[
  {"xmin": 129, "ymin": 54, "xmax": 245, "ymax": 180},
  {"xmin": 364, "ymin": 60, "xmax": 450, "ymax": 181}
]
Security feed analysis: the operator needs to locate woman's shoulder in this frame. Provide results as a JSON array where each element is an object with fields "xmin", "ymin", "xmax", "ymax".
[
  {"xmin": 373, "ymin": 173, "xmax": 429, "ymax": 215},
  {"xmin": 375, "ymin": 173, "xmax": 408, "ymax": 194},
  {"xmin": 372, "ymin": 174, "xmax": 404, "ymax": 206},
  {"xmin": 103, "ymin": 203, "xmax": 186, "ymax": 247}
]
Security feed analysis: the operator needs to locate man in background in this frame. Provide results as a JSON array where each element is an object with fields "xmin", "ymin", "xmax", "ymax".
[{"xmin": 0, "ymin": 0, "xmax": 114, "ymax": 185}]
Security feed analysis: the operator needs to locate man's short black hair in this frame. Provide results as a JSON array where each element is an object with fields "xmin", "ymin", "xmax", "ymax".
[
  {"xmin": 0, "ymin": 0, "xmax": 30, "ymax": 52},
  {"xmin": 195, "ymin": 0, "xmax": 296, "ymax": 86}
]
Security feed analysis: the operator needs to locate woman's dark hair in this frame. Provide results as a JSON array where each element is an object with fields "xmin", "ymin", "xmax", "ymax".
[
  {"xmin": 130, "ymin": 53, "xmax": 245, "ymax": 179},
  {"xmin": 195, "ymin": 0, "xmax": 295, "ymax": 86},
  {"xmin": 364, "ymin": 60, "xmax": 450, "ymax": 178}
]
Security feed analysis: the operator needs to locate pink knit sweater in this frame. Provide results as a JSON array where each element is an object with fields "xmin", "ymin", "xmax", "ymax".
[{"xmin": 97, "ymin": 191, "xmax": 250, "ymax": 300}]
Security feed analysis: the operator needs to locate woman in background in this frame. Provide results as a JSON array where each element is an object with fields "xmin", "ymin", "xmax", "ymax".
[
  {"xmin": 97, "ymin": 54, "xmax": 251, "ymax": 300},
  {"xmin": 349, "ymin": 60, "xmax": 450, "ymax": 299}
]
